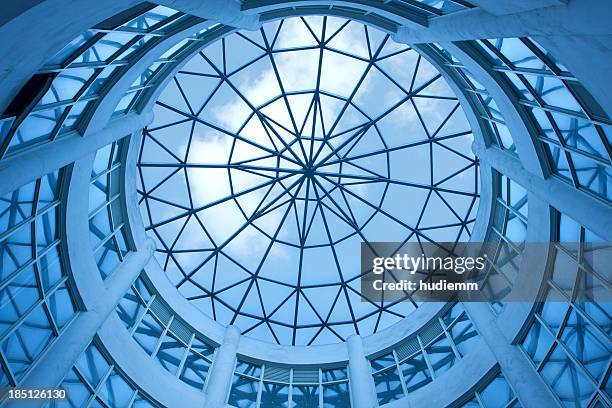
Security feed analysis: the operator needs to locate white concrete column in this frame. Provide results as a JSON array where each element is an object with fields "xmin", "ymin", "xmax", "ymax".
[
  {"xmin": 0, "ymin": 111, "xmax": 152, "ymax": 196},
  {"xmin": 204, "ymin": 325, "xmax": 241, "ymax": 408},
  {"xmin": 15, "ymin": 239, "xmax": 155, "ymax": 392},
  {"xmin": 347, "ymin": 334, "xmax": 378, "ymax": 408},
  {"xmin": 474, "ymin": 144, "xmax": 612, "ymax": 242},
  {"xmin": 496, "ymin": 195, "xmax": 553, "ymax": 342},
  {"xmin": 462, "ymin": 303, "xmax": 558, "ymax": 408}
]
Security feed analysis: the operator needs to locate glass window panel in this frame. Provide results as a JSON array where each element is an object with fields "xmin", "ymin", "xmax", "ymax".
[
  {"xmin": 76, "ymin": 32, "xmax": 136, "ymax": 63},
  {"xmin": 540, "ymin": 344, "xmax": 595, "ymax": 408},
  {"xmin": 228, "ymin": 374, "xmax": 259, "ymax": 408},
  {"xmin": 36, "ymin": 206, "xmax": 58, "ymax": 247},
  {"xmin": 191, "ymin": 337, "xmax": 215, "ymax": 359},
  {"xmin": 1, "ymin": 304, "xmax": 54, "ymax": 381},
  {"xmin": 133, "ymin": 312, "xmax": 164, "ymax": 355},
  {"xmin": 40, "ymin": 68, "xmax": 95, "ymax": 105},
  {"xmin": 0, "ymin": 266, "xmax": 39, "ymax": 334},
  {"xmin": 370, "ymin": 353, "xmax": 396, "ymax": 372},
  {"xmin": 116, "ymin": 35, "xmax": 153, "ymax": 61},
  {"xmin": 506, "ymin": 72, "xmax": 534, "ymax": 102},
  {"xmin": 98, "ymin": 370, "xmax": 134, "ymax": 407},
  {"xmin": 400, "ymin": 352, "xmax": 432, "ymax": 392},
  {"xmin": 179, "ymin": 351, "xmax": 210, "ymax": 390},
  {"xmin": 544, "ymin": 142, "xmax": 573, "ymax": 181},
  {"xmin": 449, "ymin": 314, "xmax": 479, "ymax": 356},
  {"xmin": 132, "ymin": 392, "xmax": 156, "ymax": 407},
  {"xmin": 539, "ymin": 300, "xmax": 569, "ymax": 333},
  {"xmin": 478, "ymin": 40, "xmax": 505, "ymax": 66},
  {"xmin": 523, "ymin": 75, "xmax": 582, "ymax": 113},
  {"xmin": 323, "ymin": 382, "xmax": 350, "ymax": 408},
  {"xmin": 235, "ymin": 360, "xmax": 262, "ymax": 378},
  {"xmin": 583, "ymin": 241, "xmax": 611, "ymax": 284},
  {"xmin": 114, "ymin": 91, "xmax": 138, "ymax": 114},
  {"xmin": 89, "ymin": 205, "xmax": 112, "ymax": 248},
  {"xmin": 60, "ymin": 101, "xmax": 90, "ymax": 133},
  {"xmin": 84, "ymin": 65, "xmax": 119, "ymax": 97},
  {"xmin": 373, "ymin": 366, "xmax": 404, "ymax": 404},
  {"xmin": 479, "ymin": 374, "xmax": 514, "ymax": 408},
  {"xmin": 9, "ymin": 107, "xmax": 64, "ymax": 151},
  {"xmin": 47, "ymin": 31, "xmax": 97, "ymax": 66},
  {"xmin": 425, "ymin": 334, "xmax": 456, "ymax": 377},
  {"xmin": 76, "ymin": 345, "xmax": 110, "ymax": 388},
  {"xmin": 117, "ymin": 287, "xmax": 145, "ymax": 329},
  {"xmin": 322, "ymin": 368, "xmax": 347, "ymax": 382},
  {"xmin": 461, "ymin": 397, "xmax": 481, "ymax": 407},
  {"xmin": 292, "ymin": 385, "xmax": 319, "ymax": 408},
  {"xmin": 528, "ymin": 38, "xmax": 570, "ymax": 72},
  {"xmin": 95, "ymin": 238, "xmax": 121, "ymax": 278},
  {"xmin": 154, "ymin": 334, "xmax": 186, "ymax": 375},
  {"xmin": 133, "ymin": 278, "xmax": 152, "ymax": 303},
  {"xmin": 560, "ymin": 308, "xmax": 610, "ymax": 381},
  {"xmin": 553, "ymin": 113, "xmax": 609, "ymax": 161},
  {"xmin": 521, "ymin": 319, "xmax": 555, "ymax": 367},
  {"xmin": 122, "ymin": 6, "xmax": 179, "ymax": 31},
  {"xmin": 60, "ymin": 368, "xmax": 92, "ymax": 407},
  {"xmin": 47, "ymin": 284, "xmax": 75, "ymax": 330}
]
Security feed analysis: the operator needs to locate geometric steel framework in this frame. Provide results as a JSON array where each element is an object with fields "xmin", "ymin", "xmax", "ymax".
[{"xmin": 137, "ymin": 16, "xmax": 480, "ymax": 345}]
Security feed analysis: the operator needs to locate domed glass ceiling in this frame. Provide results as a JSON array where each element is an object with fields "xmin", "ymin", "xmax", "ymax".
[{"xmin": 137, "ymin": 16, "xmax": 480, "ymax": 345}]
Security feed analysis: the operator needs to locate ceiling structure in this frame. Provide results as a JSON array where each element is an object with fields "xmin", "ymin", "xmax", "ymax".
[
  {"xmin": 137, "ymin": 16, "xmax": 479, "ymax": 345},
  {"xmin": 0, "ymin": 1, "xmax": 610, "ymax": 408}
]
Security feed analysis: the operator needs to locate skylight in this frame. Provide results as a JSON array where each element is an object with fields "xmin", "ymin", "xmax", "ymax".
[{"xmin": 137, "ymin": 16, "xmax": 479, "ymax": 345}]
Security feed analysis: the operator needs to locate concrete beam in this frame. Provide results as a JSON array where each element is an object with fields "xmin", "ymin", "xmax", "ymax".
[
  {"xmin": 155, "ymin": 0, "xmax": 260, "ymax": 29},
  {"xmin": 240, "ymin": 0, "xmax": 428, "ymax": 28},
  {"xmin": 468, "ymin": 0, "xmax": 567, "ymax": 16},
  {"xmin": 0, "ymin": 0, "xmax": 140, "ymax": 114},
  {"xmin": 0, "ymin": 111, "xmax": 152, "ymax": 197},
  {"xmin": 347, "ymin": 335, "xmax": 378, "ymax": 408},
  {"xmin": 474, "ymin": 144, "xmax": 612, "ymax": 242},
  {"xmin": 394, "ymin": 0, "xmax": 612, "ymax": 43}
]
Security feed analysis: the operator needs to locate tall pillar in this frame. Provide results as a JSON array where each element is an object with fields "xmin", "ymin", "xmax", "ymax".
[
  {"xmin": 474, "ymin": 144, "xmax": 612, "ymax": 242},
  {"xmin": 347, "ymin": 335, "xmax": 378, "ymax": 408},
  {"xmin": 16, "ymin": 238, "xmax": 155, "ymax": 391},
  {"xmin": 462, "ymin": 303, "xmax": 558, "ymax": 408},
  {"xmin": 204, "ymin": 325, "xmax": 241, "ymax": 408},
  {"xmin": 0, "ymin": 111, "xmax": 153, "ymax": 196}
]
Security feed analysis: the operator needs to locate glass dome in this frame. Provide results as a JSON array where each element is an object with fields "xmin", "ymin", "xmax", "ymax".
[
  {"xmin": 1, "ymin": 1, "xmax": 611, "ymax": 408},
  {"xmin": 137, "ymin": 16, "xmax": 480, "ymax": 345}
]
